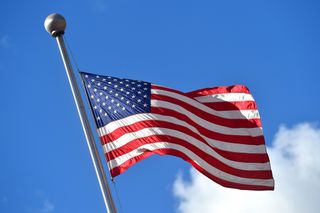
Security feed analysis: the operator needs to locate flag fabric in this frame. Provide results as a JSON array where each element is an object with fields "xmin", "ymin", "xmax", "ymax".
[{"xmin": 80, "ymin": 71, "xmax": 274, "ymax": 191}]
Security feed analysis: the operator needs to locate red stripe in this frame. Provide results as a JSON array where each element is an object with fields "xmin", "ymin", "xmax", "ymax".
[
  {"xmin": 186, "ymin": 85, "xmax": 251, "ymax": 97},
  {"xmin": 151, "ymin": 108, "xmax": 265, "ymax": 145},
  {"xmin": 100, "ymin": 119, "xmax": 269, "ymax": 163},
  {"xmin": 152, "ymin": 94, "xmax": 261, "ymax": 128},
  {"xmin": 152, "ymin": 85, "xmax": 251, "ymax": 98},
  {"xmin": 202, "ymin": 101, "xmax": 258, "ymax": 111},
  {"xmin": 109, "ymin": 150, "xmax": 153, "ymax": 177},
  {"xmin": 212, "ymin": 148, "xmax": 270, "ymax": 163},
  {"xmin": 109, "ymin": 149, "xmax": 273, "ymax": 190}
]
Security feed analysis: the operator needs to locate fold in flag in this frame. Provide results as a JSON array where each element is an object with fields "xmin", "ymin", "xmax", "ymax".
[{"xmin": 80, "ymin": 71, "xmax": 274, "ymax": 190}]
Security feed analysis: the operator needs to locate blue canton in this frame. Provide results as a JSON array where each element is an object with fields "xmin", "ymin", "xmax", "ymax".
[{"xmin": 80, "ymin": 72, "xmax": 151, "ymax": 128}]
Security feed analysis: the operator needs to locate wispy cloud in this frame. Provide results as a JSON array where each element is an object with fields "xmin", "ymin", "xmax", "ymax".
[
  {"xmin": 173, "ymin": 122, "xmax": 320, "ymax": 213},
  {"xmin": 26, "ymin": 193, "xmax": 55, "ymax": 213},
  {"xmin": 39, "ymin": 199, "xmax": 54, "ymax": 213},
  {"xmin": 0, "ymin": 35, "xmax": 10, "ymax": 48},
  {"xmin": 2, "ymin": 196, "xmax": 8, "ymax": 203}
]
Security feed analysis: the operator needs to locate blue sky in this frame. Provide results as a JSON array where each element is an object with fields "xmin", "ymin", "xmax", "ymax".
[{"xmin": 1, "ymin": 0, "xmax": 320, "ymax": 212}]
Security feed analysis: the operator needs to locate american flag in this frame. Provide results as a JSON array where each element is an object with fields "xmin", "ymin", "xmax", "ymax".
[{"xmin": 80, "ymin": 71, "xmax": 274, "ymax": 191}]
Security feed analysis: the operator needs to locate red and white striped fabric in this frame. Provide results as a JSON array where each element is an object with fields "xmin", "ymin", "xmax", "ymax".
[{"xmin": 97, "ymin": 84, "xmax": 274, "ymax": 191}]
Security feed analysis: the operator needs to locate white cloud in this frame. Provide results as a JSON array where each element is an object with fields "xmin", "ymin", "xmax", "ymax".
[
  {"xmin": 173, "ymin": 122, "xmax": 320, "ymax": 213},
  {"xmin": 0, "ymin": 35, "xmax": 9, "ymax": 48},
  {"xmin": 40, "ymin": 199, "xmax": 54, "ymax": 213}
]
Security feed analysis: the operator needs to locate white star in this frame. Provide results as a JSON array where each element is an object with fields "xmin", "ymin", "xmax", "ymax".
[
  {"xmin": 137, "ymin": 84, "xmax": 141, "ymax": 87},
  {"xmin": 104, "ymin": 86, "xmax": 108, "ymax": 90},
  {"xmin": 120, "ymin": 97, "xmax": 124, "ymax": 100},
  {"xmin": 125, "ymin": 84, "xmax": 130, "ymax": 87},
  {"xmin": 87, "ymin": 85, "xmax": 91, "ymax": 88},
  {"xmin": 122, "ymin": 107, "xmax": 125, "ymax": 110},
  {"xmin": 119, "ymin": 81, "xmax": 123, "ymax": 84},
  {"xmin": 143, "ymin": 103, "xmax": 147, "ymax": 107},
  {"xmin": 114, "ymin": 85, "xmax": 118, "ymax": 88},
  {"xmin": 102, "ymin": 78, "xmax": 106, "ymax": 82},
  {"xmin": 131, "ymin": 87, "xmax": 136, "ymax": 90},
  {"xmin": 115, "ymin": 93, "xmax": 119, "ymax": 97},
  {"xmin": 126, "ymin": 100, "xmax": 130, "ymax": 104},
  {"xmin": 143, "ymin": 87, "xmax": 148, "ymax": 91},
  {"xmin": 105, "ymin": 95, "xmax": 109, "ymax": 99},
  {"xmin": 116, "ymin": 103, "xmax": 120, "ymax": 107},
  {"xmin": 125, "ymin": 79, "xmax": 129, "ymax": 82},
  {"xmin": 97, "ymin": 82, "xmax": 101, "ymax": 86},
  {"xmin": 99, "ymin": 92, "xmax": 103, "ymax": 96},
  {"xmin": 131, "ymin": 95, "xmax": 136, "ymax": 99},
  {"xmin": 137, "ymin": 99, "xmax": 141, "ymax": 103},
  {"xmin": 131, "ymin": 82, "xmax": 135, "ymax": 84},
  {"xmin": 137, "ymin": 91, "xmax": 142, "ymax": 94},
  {"xmin": 93, "ymin": 105, "xmax": 98, "ymax": 109},
  {"xmin": 120, "ymin": 88, "xmax": 124, "ymax": 91},
  {"xmin": 85, "ymin": 75, "xmax": 88, "ymax": 78},
  {"xmin": 99, "ymin": 109, "xmax": 103, "ymax": 113},
  {"xmin": 97, "ymin": 98, "xmax": 100, "ymax": 102},
  {"xmin": 114, "ymin": 110, "xmax": 117, "ymax": 113},
  {"xmin": 111, "ymin": 99, "xmax": 114, "ymax": 103},
  {"xmin": 93, "ymin": 88, "xmax": 97, "ymax": 92},
  {"xmin": 113, "ymin": 79, "xmax": 117, "ymax": 82},
  {"xmin": 104, "ymin": 112, "xmax": 108, "ymax": 116},
  {"xmin": 91, "ymin": 79, "xmax": 95, "ymax": 82},
  {"xmin": 132, "ymin": 104, "xmax": 136, "ymax": 108},
  {"xmin": 126, "ymin": 91, "xmax": 130, "ymax": 95},
  {"xmin": 108, "ymin": 106, "xmax": 112, "ymax": 110},
  {"xmin": 96, "ymin": 75, "xmax": 100, "ymax": 78},
  {"xmin": 102, "ymin": 102, "xmax": 106, "ymax": 106},
  {"xmin": 109, "ymin": 90, "xmax": 113, "ymax": 93},
  {"xmin": 108, "ymin": 82, "xmax": 112, "ymax": 84},
  {"xmin": 143, "ymin": 95, "xmax": 147, "ymax": 98},
  {"xmin": 97, "ymin": 116, "xmax": 100, "ymax": 120},
  {"xmin": 90, "ymin": 95, "xmax": 94, "ymax": 99},
  {"xmin": 143, "ymin": 82, "xmax": 148, "ymax": 85}
]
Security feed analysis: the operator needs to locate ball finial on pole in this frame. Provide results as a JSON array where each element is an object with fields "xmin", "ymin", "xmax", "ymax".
[{"xmin": 44, "ymin": 13, "xmax": 66, "ymax": 37}]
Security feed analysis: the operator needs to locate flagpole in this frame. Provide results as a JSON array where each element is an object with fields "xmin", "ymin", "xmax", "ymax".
[{"xmin": 44, "ymin": 13, "xmax": 117, "ymax": 213}]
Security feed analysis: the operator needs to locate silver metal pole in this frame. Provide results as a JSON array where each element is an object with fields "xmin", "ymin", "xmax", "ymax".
[{"xmin": 44, "ymin": 13, "xmax": 117, "ymax": 213}]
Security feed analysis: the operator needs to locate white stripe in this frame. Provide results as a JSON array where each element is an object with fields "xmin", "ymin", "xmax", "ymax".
[
  {"xmin": 108, "ymin": 142, "xmax": 274, "ymax": 187},
  {"xmin": 152, "ymin": 89, "xmax": 260, "ymax": 119},
  {"xmin": 103, "ymin": 127, "xmax": 270, "ymax": 171},
  {"xmin": 152, "ymin": 100, "xmax": 263, "ymax": 137},
  {"xmin": 204, "ymin": 137, "xmax": 266, "ymax": 154},
  {"xmin": 98, "ymin": 113, "xmax": 266, "ymax": 154},
  {"xmin": 194, "ymin": 93, "xmax": 254, "ymax": 103},
  {"xmin": 98, "ymin": 113, "xmax": 155, "ymax": 136}
]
